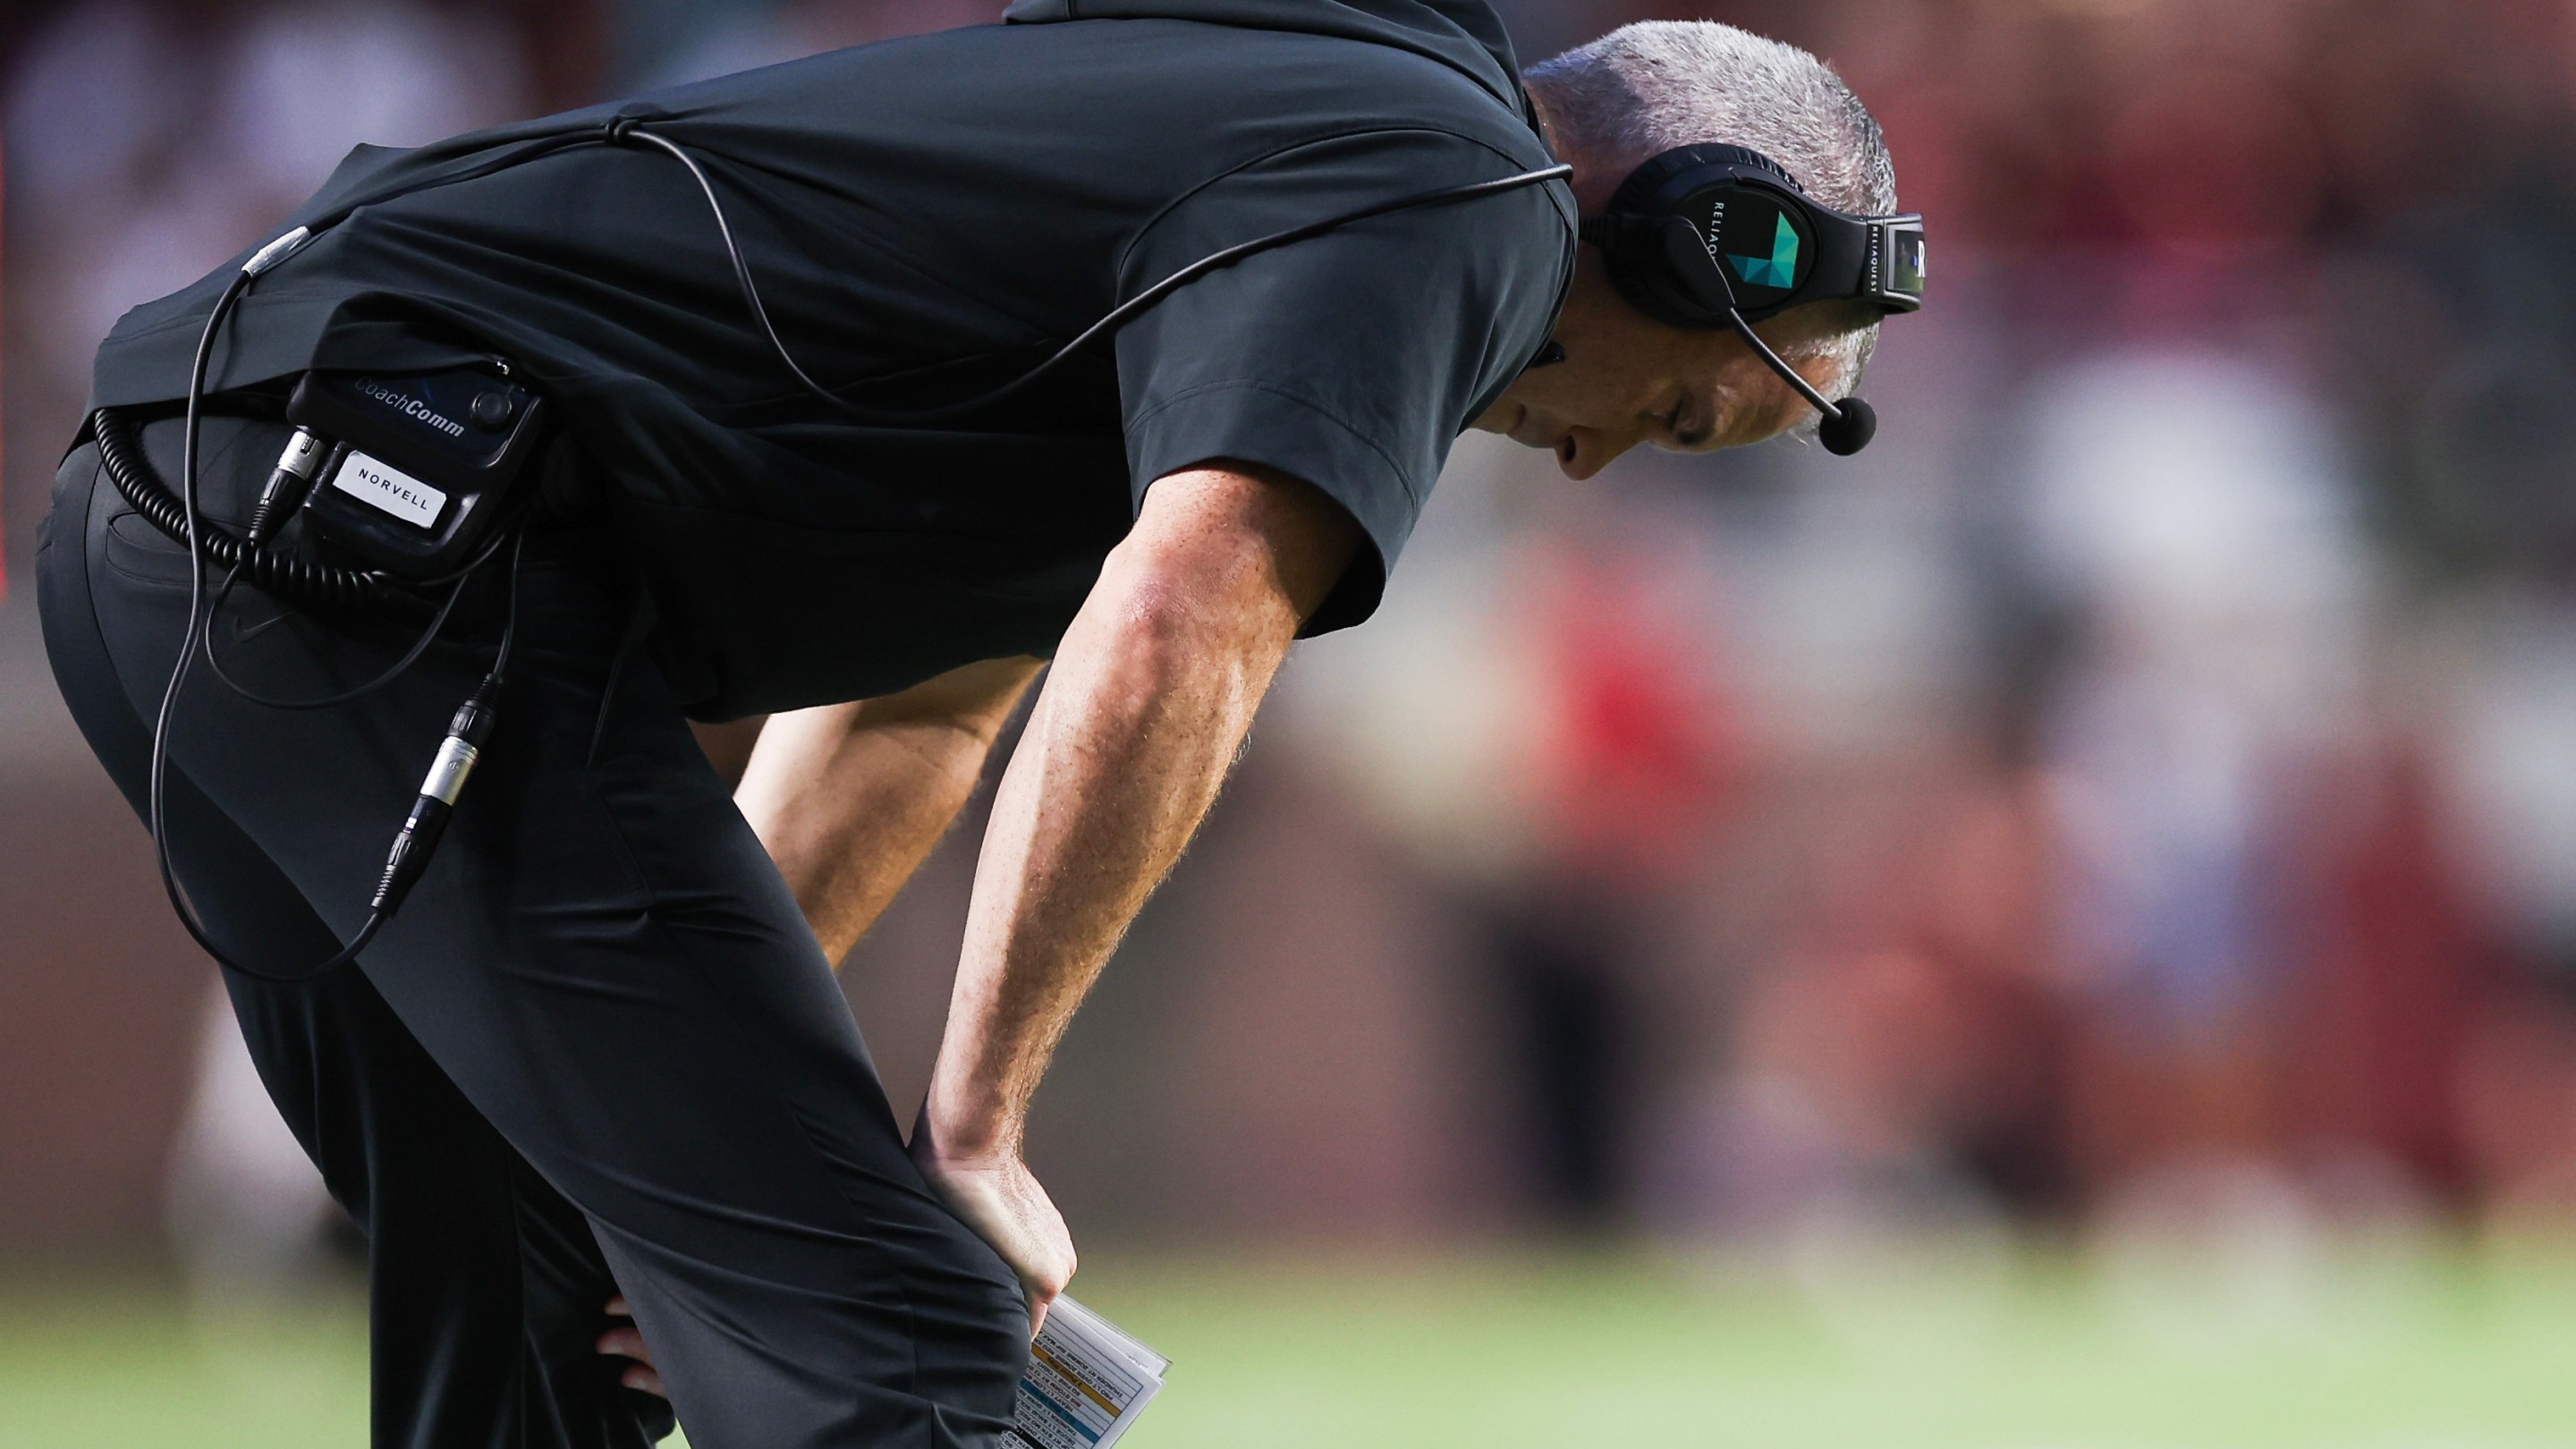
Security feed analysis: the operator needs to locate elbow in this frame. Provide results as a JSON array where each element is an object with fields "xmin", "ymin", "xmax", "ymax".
[
  {"xmin": 1091, "ymin": 547, "xmax": 1291, "ymax": 718},
  {"xmin": 1100, "ymin": 587, "xmax": 1224, "ymax": 715},
  {"xmin": 1077, "ymin": 462, "xmax": 1360, "ymax": 714}
]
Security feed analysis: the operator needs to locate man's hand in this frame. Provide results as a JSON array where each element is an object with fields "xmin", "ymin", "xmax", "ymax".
[
  {"xmin": 596, "ymin": 1295, "xmax": 664, "ymax": 1398},
  {"xmin": 919, "ymin": 462, "xmax": 1360, "ymax": 1309},
  {"xmin": 911, "ymin": 1109, "xmax": 1078, "ymax": 1334}
]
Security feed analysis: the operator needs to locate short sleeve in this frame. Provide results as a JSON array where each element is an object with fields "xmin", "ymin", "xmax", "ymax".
[{"xmin": 1114, "ymin": 128, "xmax": 1572, "ymax": 633}]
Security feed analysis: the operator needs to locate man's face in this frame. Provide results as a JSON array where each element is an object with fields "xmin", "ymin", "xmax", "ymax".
[{"xmin": 1472, "ymin": 247, "xmax": 1850, "ymax": 480}]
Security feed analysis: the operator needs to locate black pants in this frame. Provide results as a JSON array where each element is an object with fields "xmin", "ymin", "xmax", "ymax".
[{"xmin": 38, "ymin": 415, "xmax": 1028, "ymax": 1449}]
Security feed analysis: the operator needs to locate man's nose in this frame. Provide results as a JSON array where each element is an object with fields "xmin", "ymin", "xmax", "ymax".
[{"xmin": 1559, "ymin": 426, "xmax": 1640, "ymax": 480}]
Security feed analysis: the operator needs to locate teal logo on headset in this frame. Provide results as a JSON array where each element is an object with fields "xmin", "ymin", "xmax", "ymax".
[
  {"xmin": 1699, "ymin": 189, "xmax": 1812, "ymax": 306},
  {"xmin": 1730, "ymin": 214, "xmax": 1801, "ymax": 289}
]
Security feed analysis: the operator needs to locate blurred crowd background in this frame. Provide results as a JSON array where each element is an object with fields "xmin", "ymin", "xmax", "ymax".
[{"xmin": 5, "ymin": 0, "xmax": 2576, "ymax": 1332}]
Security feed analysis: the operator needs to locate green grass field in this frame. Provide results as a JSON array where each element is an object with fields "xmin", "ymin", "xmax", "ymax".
[{"xmin": 3, "ymin": 1244, "xmax": 2572, "ymax": 1448}]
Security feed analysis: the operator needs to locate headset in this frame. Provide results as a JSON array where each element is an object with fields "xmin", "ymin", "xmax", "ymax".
[
  {"xmin": 1580, "ymin": 142, "xmax": 1926, "ymax": 455},
  {"xmin": 103, "ymin": 119, "xmax": 1925, "ymax": 981}
]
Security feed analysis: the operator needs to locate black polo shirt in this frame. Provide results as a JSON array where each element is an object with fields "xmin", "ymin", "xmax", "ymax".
[{"xmin": 89, "ymin": 0, "xmax": 1575, "ymax": 718}]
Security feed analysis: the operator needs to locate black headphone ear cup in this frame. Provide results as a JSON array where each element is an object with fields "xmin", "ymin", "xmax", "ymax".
[
  {"xmin": 1593, "ymin": 214, "xmax": 1736, "ymax": 330},
  {"xmin": 1591, "ymin": 144, "xmax": 1811, "ymax": 331}
]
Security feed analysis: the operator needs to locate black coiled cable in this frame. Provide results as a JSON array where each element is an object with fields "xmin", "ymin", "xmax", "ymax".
[{"xmin": 92, "ymin": 406, "xmax": 393, "ymax": 614}]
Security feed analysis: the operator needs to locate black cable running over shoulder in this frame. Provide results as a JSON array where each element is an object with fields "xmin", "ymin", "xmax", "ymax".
[{"xmin": 606, "ymin": 118, "xmax": 1572, "ymax": 425}]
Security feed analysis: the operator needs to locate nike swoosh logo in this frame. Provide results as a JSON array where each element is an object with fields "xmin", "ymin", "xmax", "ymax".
[{"xmin": 228, "ymin": 606, "xmax": 292, "ymax": 644}]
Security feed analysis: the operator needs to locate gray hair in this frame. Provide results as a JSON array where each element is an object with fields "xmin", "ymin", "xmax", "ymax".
[{"xmin": 1526, "ymin": 21, "xmax": 1898, "ymax": 398}]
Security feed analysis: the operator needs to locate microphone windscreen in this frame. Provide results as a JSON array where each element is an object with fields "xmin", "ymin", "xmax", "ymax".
[{"xmin": 1818, "ymin": 395, "xmax": 1876, "ymax": 455}]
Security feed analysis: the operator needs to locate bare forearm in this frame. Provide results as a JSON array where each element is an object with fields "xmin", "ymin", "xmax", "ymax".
[
  {"xmin": 737, "ymin": 657, "xmax": 1042, "ymax": 966},
  {"xmin": 928, "ymin": 622, "xmax": 1274, "ymax": 1150},
  {"xmin": 922, "ymin": 468, "xmax": 1346, "ymax": 1157},
  {"xmin": 895, "ymin": 467, "xmax": 1353, "ymax": 1333}
]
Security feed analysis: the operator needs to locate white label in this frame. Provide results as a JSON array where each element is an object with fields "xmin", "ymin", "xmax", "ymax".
[{"xmin": 331, "ymin": 451, "xmax": 447, "ymax": 529}]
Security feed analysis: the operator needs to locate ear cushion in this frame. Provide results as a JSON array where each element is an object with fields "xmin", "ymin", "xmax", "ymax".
[{"xmin": 1589, "ymin": 143, "xmax": 1811, "ymax": 330}]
